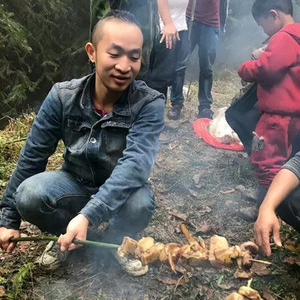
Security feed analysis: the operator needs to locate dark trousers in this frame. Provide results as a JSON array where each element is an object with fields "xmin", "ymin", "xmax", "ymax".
[
  {"xmin": 147, "ymin": 30, "xmax": 189, "ymax": 107},
  {"xmin": 277, "ymin": 186, "xmax": 300, "ymax": 232},
  {"xmin": 225, "ymin": 84, "xmax": 261, "ymax": 156},
  {"xmin": 188, "ymin": 18, "xmax": 220, "ymax": 112}
]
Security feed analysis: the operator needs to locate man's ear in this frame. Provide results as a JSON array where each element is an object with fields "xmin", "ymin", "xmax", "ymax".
[
  {"xmin": 269, "ymin": 9, "xmax": 279, "ymax": 20},
  {"xmin": 85, "ymin": 42, "xmax": 96, "ymax": 63}
]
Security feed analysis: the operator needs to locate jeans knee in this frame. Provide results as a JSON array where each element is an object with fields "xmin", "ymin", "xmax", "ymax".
[
  {"xmin": 126, "ymin": 184, "xmax": 156, "ymax": 219},
  {"xmin": 15, "ymin": 177, "xmax": 48, "ymax": 220}
]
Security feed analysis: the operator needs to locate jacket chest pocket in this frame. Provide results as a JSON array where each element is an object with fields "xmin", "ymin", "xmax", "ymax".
[
  {"xmin": 64, "ymin": 119, "xmax": 92, "ymax": 151},
  {"xmin": 103, "ymin": 127, "xmax": 129, "ymax": 157},
  {"xmin": 102, "ymin": 120, "xmax": 131, "ymax": 157}
]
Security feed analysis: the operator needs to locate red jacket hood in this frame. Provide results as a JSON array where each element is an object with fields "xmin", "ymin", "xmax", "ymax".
[{"xmin": 280, "ymin": 23, "xmax": 300, "ymax": 44}]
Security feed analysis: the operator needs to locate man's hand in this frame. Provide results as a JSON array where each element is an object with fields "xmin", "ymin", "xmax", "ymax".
[
  {"xmin": 254, "ymin": 204, "xmax": 282, "ymax": 256},
  {"xmin": 160, "ymin": 23, "xmax": 180, "ymax": 49},
  {"xmin": 58, "ymin": 214, "xmax": 89, "ymax": 252},
  {"xmin": 0, "ymin": 227, "xmax": 20, "ymax": 253}
]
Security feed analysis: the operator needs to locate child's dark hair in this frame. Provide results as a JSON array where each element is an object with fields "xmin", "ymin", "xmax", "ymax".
[
  {"xmin": 92, "ymin": 10, "xmax": 140, "ymax": 46},
  {"xmin": 252, "ymin": 0, "xmax": 293, "ymax": 20}
]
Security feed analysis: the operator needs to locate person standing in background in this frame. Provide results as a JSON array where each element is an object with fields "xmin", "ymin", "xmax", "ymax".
[
  {"xmin": 186, "ymin": 0, "xmax": 229, "ymax": 120},
  {"xmin": 147, "ymin": 0, "xmax": 189, "ymax": 121},
  {"xmin": 109, "ymin": 0, "xmax": 158, "ymax": 80}
]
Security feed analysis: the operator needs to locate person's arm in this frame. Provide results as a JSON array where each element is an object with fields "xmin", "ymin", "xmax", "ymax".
[
  {"xmin": 0, "ymin": 85, "xmax": 62, "ymax": 252},
  {"xmin": 157, "ymin": 0, "xmax": 179, "ymax": 49},
  {"xmin": 238, "ymin": 32, "xmax": 297, "ymax": 83},
  {"xmin": 254, "ymin": 168, "xmax": 300, "ymax": 256},
  {"xmin": 219, "ymin": 0, "xmax": 229, "ymax": 33}
]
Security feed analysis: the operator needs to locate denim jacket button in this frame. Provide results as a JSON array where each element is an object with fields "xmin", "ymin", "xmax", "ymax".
[{"xmin": 90, "ymin": 137, "xmax": 97, "ymax": 144}]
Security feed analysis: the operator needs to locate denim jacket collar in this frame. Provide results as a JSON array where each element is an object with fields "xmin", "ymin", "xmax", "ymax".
[{"xmin": 80, "ymin": 73, "xmax": 131, "ymax": 117}]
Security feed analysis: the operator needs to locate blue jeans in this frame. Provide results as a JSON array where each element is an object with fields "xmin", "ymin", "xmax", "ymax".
[
  {"xmin": 188, "ymin": 19, "xmax": 220, "ymax": 111},
  {"xmin": 14, "ymin": 171, "xmax": 155, "ymax": 244}
]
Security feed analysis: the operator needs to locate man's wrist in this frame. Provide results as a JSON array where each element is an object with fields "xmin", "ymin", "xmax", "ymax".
[
  {"xmin": 259, "ymin": 201, "xmax": 276, "ymax": 213},
  {"xmin": 77, "ymin": 213, "xmax": 90, "ymax": 227}
]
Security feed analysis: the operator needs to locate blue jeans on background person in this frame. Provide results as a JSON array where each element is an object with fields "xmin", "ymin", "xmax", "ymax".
[
  {"xmin": 14, "ymin": 170, "xmax": 155, "ymax": 244},
  {"xmin": 188, "ymin": 18, "xmax": 220, "ymax": 113}
]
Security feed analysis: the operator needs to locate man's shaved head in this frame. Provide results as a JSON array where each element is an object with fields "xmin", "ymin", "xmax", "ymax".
[{"xmin": 91, "ymin": 10, "xmax": 142, "ymax": 46}]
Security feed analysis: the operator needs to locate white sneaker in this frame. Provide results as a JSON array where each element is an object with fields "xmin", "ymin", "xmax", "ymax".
[
  {"xmin": 114, "ymin": 251, "xmax": 148, "ymax": 276},
  {"xmin": 35, "ymin": 241, "xmax": 68, "ymax": 270}
]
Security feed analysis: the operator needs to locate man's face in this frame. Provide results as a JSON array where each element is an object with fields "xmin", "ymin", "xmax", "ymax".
[{"xmin": 87, "ymin": 20, "xmax": 143, "ymax": 94}]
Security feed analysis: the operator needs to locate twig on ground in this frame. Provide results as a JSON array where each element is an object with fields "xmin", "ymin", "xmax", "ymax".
[{"xmin": 249, "ymin": 258, "xmax": 272, "ymax": 265}]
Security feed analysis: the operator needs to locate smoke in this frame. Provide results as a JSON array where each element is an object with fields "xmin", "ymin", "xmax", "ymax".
[{"xmin": 186, "ymin": 2, "xmax": 300, "ymax": 81}]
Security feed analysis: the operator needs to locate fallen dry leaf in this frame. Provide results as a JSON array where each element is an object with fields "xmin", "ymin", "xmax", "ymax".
[
  {"xmin": 234, "ymin": 269, "xmax": 252, "ymax": 279},
  {"xmin": 262, "ymin": 287, "xmax": 276, "ymax": 300},
  {"xmin": 190, "ymin": 220, "xmax": 211, "ymax": 233},
  {"xmin": 198, "ymin": 206, "xmax": 212, "ymax": 216},
  {"xmin": 283, "ymin": 256, "xmax": 300, "ymax": 266},
  {"xmin": 189, "ymin": 189, "xmax": 198, "ymax": 197},
  {"xmin": 157, "ymin": 275, "xmax": 188, "ymax": 285},
  {"xmin": 170, "ymin": 210, "xmax": 188, "ymax": 221},
  {"xmin": 0, "ymin": 286, "xmax": 5, "ymax": 298},
  {"xmin": 193, "ymin": 173, "xmax": 201, "ymax": 185},
  {"xmin": 251, "ymin": 262, "xmax": 271, "ymax": 276},
  {"xmin": 168, "ymin": 142, "xmax": 179, "ymax": 150},
  {"xmin": 283, "ymin": 240, "xmax": 300, "ymax": 253}
]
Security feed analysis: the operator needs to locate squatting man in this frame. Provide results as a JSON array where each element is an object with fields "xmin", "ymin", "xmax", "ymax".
[{"xmin": 0, "ymin": 10, "xmax": 165, "ymax": 273}]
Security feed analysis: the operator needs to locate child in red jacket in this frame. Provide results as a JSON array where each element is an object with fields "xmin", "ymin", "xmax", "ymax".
[{"xmin": 238, "ymin": 0, "xmax": 300, "ymax": 193}]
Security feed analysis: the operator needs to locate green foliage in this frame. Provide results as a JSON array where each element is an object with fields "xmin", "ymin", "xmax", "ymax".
[
  {"xmin": 11, "ymin": 263, "xmax": 34, "ymax": 299},
  {"xmin": 0, "ymin": 114, "xmax": 34, "ymax": 191},
  {"xmin": 0, "ymin": 5, "xmax": 36, "ymax": 116},
  {"xmin": 0, "ymin": 0, "xmax": 109, "ymax": 121}
]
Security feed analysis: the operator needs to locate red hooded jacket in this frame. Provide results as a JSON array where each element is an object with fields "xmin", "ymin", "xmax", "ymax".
[{"xmin": 238, "ymin": 23, "xmax": 300, "ymax": 115}]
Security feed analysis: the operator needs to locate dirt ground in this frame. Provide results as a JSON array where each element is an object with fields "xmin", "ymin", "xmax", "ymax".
[{"xmin": 1, "ymin": 70, "xmax": 300, "ymax": 300}]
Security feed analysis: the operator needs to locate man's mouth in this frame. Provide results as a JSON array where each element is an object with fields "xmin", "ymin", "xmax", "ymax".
[{"xmin": 112, "ymin": 75, "xmax": 130, "ymax": 84}]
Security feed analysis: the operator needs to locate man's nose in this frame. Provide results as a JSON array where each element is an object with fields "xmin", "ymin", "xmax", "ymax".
[{"xmin": 115, "ymin": 56, "xmax": 131, "ymax": 73}]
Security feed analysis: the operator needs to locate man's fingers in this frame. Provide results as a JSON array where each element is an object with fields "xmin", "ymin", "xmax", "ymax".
[
  {"xmin": 159, "ymin": 34, "xmax": 166, "ymax": 44},
  {"xmin": 261, "ymin": 234, "xmax": 272, "ymax": 256},
  {"xmin": 255, "ymin": 226, "xmax": 271, "ymax": 256},
  {"xmin": 273, "ymin": 227, "xmax": 282, "ymax": 248},
  {"xmin": 6, "ymin": 242, "xmax": 16, "ymax": 254},
  {"xmin": 58, "ymin": 233, "xmax": 74, "ymax": 251}
]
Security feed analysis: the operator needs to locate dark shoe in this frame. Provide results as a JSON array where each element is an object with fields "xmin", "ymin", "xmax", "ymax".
[
  {"xmin": 197, "ymin": 108, "xmax": 214, "ymax": 119},
  {"xmin": 164, "ymin": 121, "xmax": 179, "ymax": 131},
  {"xmin": 167, "ymin": 105, "xmax": 182, "ymax": 120},
  {"xmin": 239, "ymin": 206, "xmax": 258, "ymax": 222},
  {"xmin": 159, "ymin": 132, "xmax": 174, "ymax": 144}
]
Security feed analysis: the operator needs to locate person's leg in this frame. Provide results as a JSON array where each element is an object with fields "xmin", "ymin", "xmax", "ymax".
[
  {"xmin": 197, "ymin": 23, "xmax": 219, "ymax": 118},
  {"xmin": 251, "ymin": 114, "xmax": 300, "ymax": 187},
  {"xmin": 276, "ymin": 186, "xmax": 300, "ymax": 232},
  {"xmin": 168, "ymin": 30, "xmax": 190, "ymax": 120},
  {"xmin": 15, "ymin": 170, "xmax": 91, "ymax": 236},
  {"xmin": 101, "ymin": 183, "xmax": 155, "ymax": 244},
  {"xmin": 147, "ymin": 33, "xmax": 176, "ymax": 98},
  {"xmin": 225, "ymin": 84, "xmax": 260, "ymax": 156}
]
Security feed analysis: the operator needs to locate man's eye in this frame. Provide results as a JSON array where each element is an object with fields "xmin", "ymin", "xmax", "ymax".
[
  {"xmin": 109, "ymin": 53, "xmax": 119, "ymax": 58},
  {"xmin": 131, "ymin": 56, "xmax": 140, "ymax": 61}
]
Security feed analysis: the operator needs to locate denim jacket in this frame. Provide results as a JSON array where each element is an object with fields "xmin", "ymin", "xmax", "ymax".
[{"xmin": 0, "ymin": 73, "xmax": 165, "ymax": 229}]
